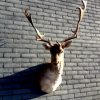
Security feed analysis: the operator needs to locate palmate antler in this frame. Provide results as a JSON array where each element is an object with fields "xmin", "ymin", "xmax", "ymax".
[
  {"xmin": 24, "ymin": 8, "xmax": 52, "ymax": 46},
  {"xmin": 62, "ymin": 0, "xmax": 87, "ymax": 43},
  {"xmin": 24, "ymin": 0, "xmax": 87, "ymax": 46}
]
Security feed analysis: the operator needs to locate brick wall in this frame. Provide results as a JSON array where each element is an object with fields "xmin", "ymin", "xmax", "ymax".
[{"xmin": 0, "ymin": 0, "xmax": 100, "ymax": 100}]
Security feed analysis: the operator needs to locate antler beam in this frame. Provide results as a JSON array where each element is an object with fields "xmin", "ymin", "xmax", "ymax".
[
  {"xmin": 62, "ymin": 0, "xmax": 87, "ymax": 42},
  {"xmin": 24, "ymin": 8, "xmax": 52, "ymax": 46}
]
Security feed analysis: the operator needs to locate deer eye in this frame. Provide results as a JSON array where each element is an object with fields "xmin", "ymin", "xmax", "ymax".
[
  {"xmin": 61, "ymin": 51, "xmax": 63, "ymax": 53},
  {"xmin": 60, "ymin": 50, "xmax": 63, "ymax": 53}
]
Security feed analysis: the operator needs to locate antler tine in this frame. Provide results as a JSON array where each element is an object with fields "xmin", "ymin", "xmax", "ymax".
[
  {"xmin": 62, "ymin": 0, "xmax": 87, "ymax": 42},
  {"xmin": 24, "ymin": 8, "xmax": 52, "ymax": 46}
]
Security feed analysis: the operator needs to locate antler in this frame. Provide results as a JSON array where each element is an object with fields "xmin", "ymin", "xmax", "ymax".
[
  {"xmin": 62, "ymin": 0, "xmax": 87, "ymax": 42},
  {"xmin": 24, "ymin": 8, "xmax": 52, "ymax": 46}
]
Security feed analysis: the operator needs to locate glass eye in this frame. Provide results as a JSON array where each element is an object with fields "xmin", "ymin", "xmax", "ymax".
[{"xmin": 60, "ymin": 50, "xmax": 63, "ymax": 53}]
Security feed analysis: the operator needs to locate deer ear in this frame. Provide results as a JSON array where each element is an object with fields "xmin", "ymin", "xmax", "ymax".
[
  {"xmin": 62, "ymin": 41, "xmax": 72, "ymax": 48},
  {"xmin": 42, "ymin": 43, "xmax": 51, "ymax": 50}
]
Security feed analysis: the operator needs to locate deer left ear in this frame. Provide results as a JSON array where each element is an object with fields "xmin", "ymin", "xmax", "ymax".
[
  {"xmin": 42, "ymin": 43, "xmax": 51, "ymax": 50},
  {"xmin": 62, "ymin": 41, "xmax": 72, "ymax": 48}
]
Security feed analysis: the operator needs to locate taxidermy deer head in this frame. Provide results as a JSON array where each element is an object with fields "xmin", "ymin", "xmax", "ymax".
[{"xmin": 24, "ymin": 0, "xmax": 87, "ymax": 93}]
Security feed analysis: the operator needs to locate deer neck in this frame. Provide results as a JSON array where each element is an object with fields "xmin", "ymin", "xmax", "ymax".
[{"xmin": 51, "ymin": 52, "xmax": 64, "ymax": 75}]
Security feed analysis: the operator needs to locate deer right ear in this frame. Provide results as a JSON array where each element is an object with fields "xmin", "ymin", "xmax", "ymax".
[
  {"xmin": 62, "ymin": 41, "xmax": 72, "ymax": 49},
  {"xmin": 42, "ymin": 43, "xmax": 51, "ymax": 50}
]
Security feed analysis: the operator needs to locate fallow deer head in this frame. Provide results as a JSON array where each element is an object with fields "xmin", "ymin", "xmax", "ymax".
[
  {"xmin": 24, "ymin": 0, "xmax": 87, "ymax": 93},
  {"xmin": 24, "ymin": 0, "xmax": 87, "ymax": 66}
]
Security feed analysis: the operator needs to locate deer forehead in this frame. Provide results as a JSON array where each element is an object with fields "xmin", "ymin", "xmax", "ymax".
[{"xmin": 50, "ymin": 44, "xmax": 64, "ymax": 55}]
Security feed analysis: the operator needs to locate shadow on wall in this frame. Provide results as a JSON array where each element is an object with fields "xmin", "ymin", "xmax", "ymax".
[{"xmin": 0, "ymin": 64, "xmax": 48, "ymax": 100}]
